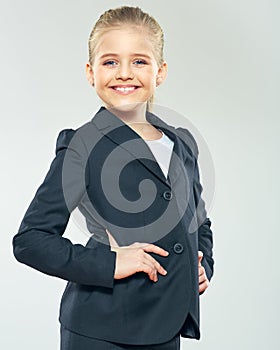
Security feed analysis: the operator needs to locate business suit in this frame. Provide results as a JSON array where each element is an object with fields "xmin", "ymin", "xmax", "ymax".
[
  {"xmin": 13, "ymin": 106, "xmax": 214, "ymax": 346},
  {"xmin": 60, "ymin": 324, "xmax": 180, "ymax": 349}
]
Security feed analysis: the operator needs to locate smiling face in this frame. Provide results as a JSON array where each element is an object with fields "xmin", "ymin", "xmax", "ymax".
[{"xmin": 86, "ymin": 26, "xmax": 167, "ymax": 111}]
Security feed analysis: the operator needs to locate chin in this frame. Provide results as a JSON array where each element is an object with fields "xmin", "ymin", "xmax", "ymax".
[{"xmin": 108, "ymin": 101, "xmax": 147, "ymax": 114}]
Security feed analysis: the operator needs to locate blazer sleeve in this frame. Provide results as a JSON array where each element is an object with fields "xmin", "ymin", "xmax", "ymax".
[
  {"xmin": 177, "ymin": 127, "xmax": 214, "ymax": 284},
  {"xmin": 12, "ymin": 128, "xmax": 116, "ymax": 288},
  {"xmin": 193, "ymin": 157, "xmax": 215, "ymax": 283}
]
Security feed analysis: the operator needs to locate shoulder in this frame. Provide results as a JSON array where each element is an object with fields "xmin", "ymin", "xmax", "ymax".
[
  {"xmin": 147, "ymin": 111, "xmax": 199, "ymax": 158},
  {"xmin": 55, "ymin": 129, "xmax": 76, "ymax": 154},
  {"xmin": 55, "ymin": 123, "xmax": 94, "ymax": 161},
  {"xmin": 175, "ymin": 127, "xmax": 199, "ymax": 159},
  {"xmin": 55, "ymin": 125, "xmax": 89, "ymax": 154}
]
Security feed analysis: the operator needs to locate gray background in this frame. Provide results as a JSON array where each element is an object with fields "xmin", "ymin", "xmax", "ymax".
[{"xmin": 1, "ymin": 0, "xmax": 279, "ymax": 349}]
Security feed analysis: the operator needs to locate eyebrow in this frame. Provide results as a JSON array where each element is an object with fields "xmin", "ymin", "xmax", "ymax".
[{"xmin": 98, "ymin": 53, "xmax": 152, "ymax": 60}]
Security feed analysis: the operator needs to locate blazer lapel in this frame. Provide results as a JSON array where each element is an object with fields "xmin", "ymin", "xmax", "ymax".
[
  {"xmin": 91, "ymin": 107, "xmax": 190, "ymax": 188},
  {"xmin": 146, "ymin": 111, "xmax": 193, "ymax": 186}
]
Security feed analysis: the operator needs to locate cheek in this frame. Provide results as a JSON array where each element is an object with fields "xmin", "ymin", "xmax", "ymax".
[
  {"xmin": 143, "ymin": 71, "xmax": 157, "ymax": 85},
  {"xmin": 93, "ymin": 67, "xmax": 112, "ymax": 82},
  {"xmin": 149, "ymin": 76, "xmax": 158, "ymax": 90},
  {"xmin": 94, "ymin": 71, "xmax": 104, "ymax": 83}
]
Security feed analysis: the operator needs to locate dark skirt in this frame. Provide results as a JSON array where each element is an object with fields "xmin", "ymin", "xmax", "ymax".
[{"xmin": 60, "ymin": 325, "xmax": 180, "ymax": 350}]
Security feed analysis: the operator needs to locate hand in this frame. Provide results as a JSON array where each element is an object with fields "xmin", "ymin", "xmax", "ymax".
[
  {"xmin": 198, "ymin": 251, "xmax": 210, "ymax": 294},
  {"xmin": 106, "ymin": 229, "xmax": 169, "ymax": 282}
]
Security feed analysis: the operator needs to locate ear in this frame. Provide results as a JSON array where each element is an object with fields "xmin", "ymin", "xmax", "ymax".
[
  {"xmin": 156, "ymin": 61, "xmax": 168, "ymax": 87},
  {"xmin": 85, "ymin": 62, "xmax": 95, "ymax": 86}
]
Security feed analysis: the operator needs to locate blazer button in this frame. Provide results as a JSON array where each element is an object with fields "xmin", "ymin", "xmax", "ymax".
[
  {"xmin": 163, "ymin": 190, "xmax": 173, "ymax": 201},
  {"xmin": 173, "ymin": 243, "xmax": 184, "ymax": 254}
]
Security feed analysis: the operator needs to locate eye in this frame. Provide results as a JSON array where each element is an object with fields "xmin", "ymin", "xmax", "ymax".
[
  {"xmin": 103, "ymin": 60, "xmax": 117, "ymax": 66},
  {"xmin": 133, "ymin": 59, "xmax": 147, "ymax": 66}
]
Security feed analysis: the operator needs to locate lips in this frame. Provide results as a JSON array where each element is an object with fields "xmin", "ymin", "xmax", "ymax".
[{"xmin": 110, "ymin": 85, "xmax": 140, "ymax": 95}]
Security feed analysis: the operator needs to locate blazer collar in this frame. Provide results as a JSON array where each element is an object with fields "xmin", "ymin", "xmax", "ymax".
[{"xmin": 90, "ymin": 106, "xmax": 191, "ymax": 188}]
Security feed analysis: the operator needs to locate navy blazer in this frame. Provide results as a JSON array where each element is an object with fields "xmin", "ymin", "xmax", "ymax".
[{"xmin": 13, "ymin": 106, "xmax": 214, "ymax": 345}]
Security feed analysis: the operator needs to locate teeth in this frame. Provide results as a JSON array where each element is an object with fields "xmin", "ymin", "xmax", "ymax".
[{"xmin": 114, "ymin": 87, "xmax": 136, "ymax": 92}]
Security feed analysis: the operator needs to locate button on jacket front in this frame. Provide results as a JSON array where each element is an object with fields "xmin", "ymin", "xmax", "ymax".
[
  {"xmin": 173, "ymin": 243, "xmax": 184, "ymax": 254},
  {"xmin": 12, "ymin": 106, "xmax": 214, "ymax": 345},
  {"xmin": 163, "ymin": 190, "xmax": 173, "ymax": 201}
]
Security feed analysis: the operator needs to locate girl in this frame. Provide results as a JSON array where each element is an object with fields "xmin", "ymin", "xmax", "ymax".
[{"xmin": 13, "ymin": 6, "xmax": 214, "ymax": 350}]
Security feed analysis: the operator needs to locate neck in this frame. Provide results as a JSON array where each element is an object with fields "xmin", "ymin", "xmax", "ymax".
[{"xmin": 106, "ymin": 102, "xmax": 148, "ymax": 125}]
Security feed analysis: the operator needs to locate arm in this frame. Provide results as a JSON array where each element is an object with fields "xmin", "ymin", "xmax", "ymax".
[
  {"xmin": 12, "ymin": 129, "xmax": 116, "ymax": 288},
  {"xmin": 177, "ymin": 126, "xmax": 214, "ymax": 291},
  {"xmin": 193, "ymin": 157, "xmax": 214, "ymax": 283}
]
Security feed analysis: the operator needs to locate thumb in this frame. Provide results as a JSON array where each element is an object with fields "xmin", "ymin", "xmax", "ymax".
[
  {"xmin": 106, "ymin": 229, "xmax": 119, "ymax": 248},
  {"xmin": 198, "ymin": 250, "xmax": 203, "ymax": 265}
]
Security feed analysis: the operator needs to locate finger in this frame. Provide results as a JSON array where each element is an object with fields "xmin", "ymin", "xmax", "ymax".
[
  {"xmin": 199, "ymin": 272, "xmax": 207, "ymax": 284},
  {"xmin": 198, "ymin": 265, "xmax": 205, "ymax": 277},
  {"xmin": 134, "ymin": 249, "xmax": 167, "ymax": 281},
  {"xmin": 143, "ymin": 253, "xmax": 167, "ymax": 276},
  {"xmin": 140, "ymin": 243, "xmax": 169, "ymax": 257},
  {"xmin": 139, "ymin": 259, "xmax": 159, "ymax": 282},
  {"xmin": 129, "ymin": 242, "xmax": 169, "ymax": 257},
  {"xmin": 199, "ymin": 279, "xmax": 209, "ymax": 293},
  {"xmin": 198, "ymin": 250, "xmax": 203, "ymax": 266},
  {"xmin": 106, "ymin": 229, "xmax": 119, "ymax": 248}
]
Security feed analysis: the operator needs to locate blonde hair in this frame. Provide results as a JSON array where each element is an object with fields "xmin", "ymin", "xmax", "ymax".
[{"xmin": 88, "ymin": 6, "xmax": 165, "ymax": 111}]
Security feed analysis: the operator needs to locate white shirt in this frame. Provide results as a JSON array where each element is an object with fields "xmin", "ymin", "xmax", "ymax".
[{"xmin": 144, "ymin": 129, "xmax": 174, "ymax": 179}]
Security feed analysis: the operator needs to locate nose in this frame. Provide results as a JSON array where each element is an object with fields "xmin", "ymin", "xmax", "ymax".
[{"xmin": 115, "ymin": 63, "xmax": 134, "ymax": 80}]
